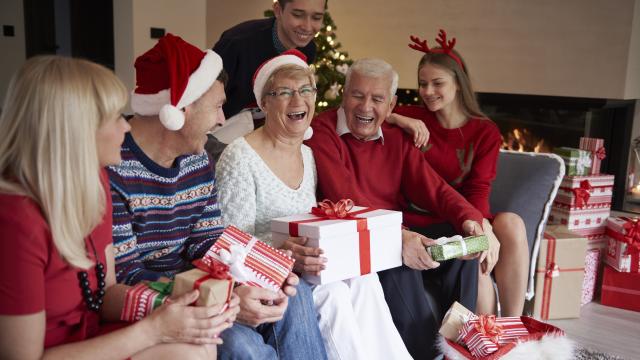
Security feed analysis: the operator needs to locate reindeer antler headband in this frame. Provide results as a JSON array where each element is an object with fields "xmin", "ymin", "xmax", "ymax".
[{"xmin": 409, "ymin": 29, "xmax": 463, "ymax": 69}]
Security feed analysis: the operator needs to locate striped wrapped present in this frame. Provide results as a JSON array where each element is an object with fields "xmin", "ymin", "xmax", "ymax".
[
  {"xmin": 548, "ymin": 202, "xmax": 610, "ymax": 231},
  {"xmin": 579, "ymin": 137, "xmax": 606, "ymax": 175},
  {"xmin": 553, "ymin": 174, "xmax": 614, "ymax": 208},
  {"xmin": 202, "ymin": 226, "xmax": 294, "ymax": 292},
  {"xmin": 459, "ymin": 315, "xmax": 529, "ymax": 358}
]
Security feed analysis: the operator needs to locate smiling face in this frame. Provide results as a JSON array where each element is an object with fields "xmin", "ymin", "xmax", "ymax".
[
  {"xmin": 418, "ymin": 63, "xmax": 459, "ymax": 113},
  {"xmin": 182, "ymin": 80, "xmax": 226, "ymax": 154},
  {"xmin": 262, "ymin": 67, "xmax": 316, "ymax": 140},
  {"xmin": 342, "ymin": 71, "xmax": 396, "ymax": 140},
  {"xmin": 274, "ymin": 0, "xmax": 325, "ymax": 49}
]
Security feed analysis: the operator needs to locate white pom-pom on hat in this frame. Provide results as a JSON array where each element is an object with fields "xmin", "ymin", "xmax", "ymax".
[{"xmin": 159, "ymin": 104, "xmax": 185, "ymax": 131}]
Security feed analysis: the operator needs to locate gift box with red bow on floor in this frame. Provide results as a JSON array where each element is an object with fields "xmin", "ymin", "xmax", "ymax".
[
  {"xmin": 270, "ymin": 199, "xmax": 402, "ymax": 285},
  {"xmin": 601, "ymin": 264, "xmax": 640, "ymax": 312},
  {"xmin": 579, "ymin": 137, "xmax": 607, "ymax": 175},
  {"xmin": 202, "ymin": 225, "xmax": 295, "ymax": 292},
  {"xmin": 604, "ymin": 216, "xmax": 640, "ymax": 273},
  {"xmin": 531, "ymin": 225, "xmax": 587, "ymax": 320}
]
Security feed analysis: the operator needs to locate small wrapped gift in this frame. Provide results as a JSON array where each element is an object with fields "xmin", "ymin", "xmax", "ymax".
[
  {"xmin": 579, "ymin": 137, "xmax": 606, "ymax": 175},
  {"xmin": 459, "ymin": 315, "xmax": 530, "ymax": 358},
  {"xmin": 172, "ymin": 260, "xmax": 234, "ymax": 307},
  {"xmin": 203, "ymin": 226, "xmax": 295, "ymax": 291},
  {"xmin": 427, "ymin": 235, "xmax": 488, "ymax": 261},
  {"xmin": 439, "ymin": 301, "xmax": 474, "ymax": 341},
  {"xmin": 271, "ymin": 199, "xmax": 402, "ymax": 284},
  {"xmin": 121, "ymin": 281, "xmax": 172, "ymax": 322},
  {"xmin": 601, "ymin": 265, "xmax": 640, "ymax": 312},
  {"xmin": 604, "ymin": 216, "xmax": 640, "ymax": 273},
  {"xmin": 581, "ymin": 249, "xmax": 600, "ymax": 306},
  {"xmin": 553, "ymin": 147, "xmax": 592, "ymax": 176}
]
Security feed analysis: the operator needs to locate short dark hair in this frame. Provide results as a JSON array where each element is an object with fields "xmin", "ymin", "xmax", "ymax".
[
  {"xmin": 216, "ymin": 68, "xmax": 228, "ymax": 87},
  {"xmin": 278, "ymin": 0, "xmax": 328, "ymax": 10}
]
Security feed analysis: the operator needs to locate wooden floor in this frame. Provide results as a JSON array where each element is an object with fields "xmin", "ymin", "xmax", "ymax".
[{"xmin": 548, "ymin": 302, "xmax": 640, "ymax": 359}]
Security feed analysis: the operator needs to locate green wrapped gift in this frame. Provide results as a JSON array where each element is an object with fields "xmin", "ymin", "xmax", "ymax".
[
  {"xmin": 553, "ymin": 147, "xmax": 592, "ymax": 176},
  {"xmin": 427, "ymin": 235, "xmax": 489, "ymax": 261}
]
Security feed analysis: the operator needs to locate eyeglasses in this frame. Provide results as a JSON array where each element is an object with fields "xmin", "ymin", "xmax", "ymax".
[{"xmin": 267, "ymin": 85, "xmax": 317, "ymax": 100}]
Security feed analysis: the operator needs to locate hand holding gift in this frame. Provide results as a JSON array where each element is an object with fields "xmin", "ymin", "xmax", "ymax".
[{"xmin": 426, "ymin": 234, "xmax": 489, "ymax": 262}]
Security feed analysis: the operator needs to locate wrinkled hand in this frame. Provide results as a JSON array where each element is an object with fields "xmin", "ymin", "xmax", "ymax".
[
  {"xmin": 281, "ymin": 236, "xmax": 327, "ymax": 276},
  {"xmin": 387, "ymin": 113, "xmax": 429, "ymax": 148},
  {"xmin": 147, "ymin": 289, "xmax": 237, "ymax": 345},
  {"xmin": 460, "ymin": 220, "xmax": 484, "ymax": 260},
  {"xmin": 402, "ymin": 229, "xmax": 440, "ymax": 270},
  {"xmin": 479, "ymin": 220, "xmax": 500, "ymax": 275},
  {"xmin": 282, "ymin": 271, "xmax": 299, "ymax": 297},
  {"xmin": 234, "ymin": 285, "xmax": 288, "ymax": 327}
]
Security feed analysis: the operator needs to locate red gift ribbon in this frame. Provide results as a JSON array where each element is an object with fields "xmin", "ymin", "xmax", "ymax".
[
  {"xmin": 595, "ymin": 146, "xmax": 606, "ymax": 160},
  {"xmin": 190, "ymin": 259, "xmax": 233, "ymax": 305},
  {"xmin": 540, "ymin": 233, "xmax": 556, "ymax": 320},
  {"xmin": 474, "ymin": 315, "xmax": 504, "ymax": 345},
  {"xmin": 571, "ymin": 180, "xmax": 593, "ymax": 207},
  {"xmin": 289, "ymin": 199, "xmax": 374, "ymax": 275},
  {"xmin": 622, "ymin": 219, "xmax": 640, "ymax": 272}
]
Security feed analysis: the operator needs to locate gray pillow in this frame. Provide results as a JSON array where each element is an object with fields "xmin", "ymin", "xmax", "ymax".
[{"xmin": 489, "ymin": 150, "xmax": 564, "ymax": 300}]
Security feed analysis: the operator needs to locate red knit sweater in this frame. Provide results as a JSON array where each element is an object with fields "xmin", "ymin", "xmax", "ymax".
[
  {"xmin": 394, "ymin": 105, "xmax": 502, "ymax": 219},
  {"xmin": 306, "ymin": 108, "xmax": 483, "ymax": 232}
]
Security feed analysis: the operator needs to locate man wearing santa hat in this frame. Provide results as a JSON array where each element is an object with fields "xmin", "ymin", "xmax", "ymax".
[{"xmin": 107, "ymin": 34, "xmax": 327, "ymax": 359}]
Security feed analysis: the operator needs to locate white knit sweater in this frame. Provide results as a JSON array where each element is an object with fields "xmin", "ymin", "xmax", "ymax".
[{"xmin": 216, "ymin": 137, "xmax": 317, "ymax": 245}]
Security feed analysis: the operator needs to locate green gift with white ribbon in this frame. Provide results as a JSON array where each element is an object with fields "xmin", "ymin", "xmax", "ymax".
[
  {"xmin": 427, "ymin": 235, "xmax": 489, "ymax": 261},
  {"xmin": 553, "ymin": 147, "xmax": 592, "ymax": 176}
]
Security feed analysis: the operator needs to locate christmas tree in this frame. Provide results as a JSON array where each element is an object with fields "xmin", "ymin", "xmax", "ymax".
[{"xmin": 265, "ymin": 9, "xmax": 353, "ymax": 112}]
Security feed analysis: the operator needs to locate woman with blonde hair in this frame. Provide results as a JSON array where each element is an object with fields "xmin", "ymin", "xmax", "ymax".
[{"xmin": 0, "ymin": 55, "xmax": 238, "ymax": 359}]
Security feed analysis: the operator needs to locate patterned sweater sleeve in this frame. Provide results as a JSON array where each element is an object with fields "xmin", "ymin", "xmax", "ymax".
[
  {"xmin": 184, "ymin": 156, "xmax": 225, "ymax": 261},
  {"xmin": 109, "ymin": 174, "xmax": 171, "ymax": 284},
  {"xmin": 216, "ymin": 140, "xmax": 258, "ymax": 235}
]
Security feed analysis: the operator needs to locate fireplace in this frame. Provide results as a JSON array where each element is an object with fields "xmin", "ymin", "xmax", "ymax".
[{"xmin": 396, "ymin": 90, "xmax": 637, "ymax": 212}]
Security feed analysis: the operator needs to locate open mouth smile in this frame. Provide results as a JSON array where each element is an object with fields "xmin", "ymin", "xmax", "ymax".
[{"xmin": 287, "ymin": 111, "xmax": 307, "ymax": 121}]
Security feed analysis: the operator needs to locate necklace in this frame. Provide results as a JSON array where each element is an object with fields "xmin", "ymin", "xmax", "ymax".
[{"xmin": 76, "ymin": 236, "xmax": 106, "ymax": 312}]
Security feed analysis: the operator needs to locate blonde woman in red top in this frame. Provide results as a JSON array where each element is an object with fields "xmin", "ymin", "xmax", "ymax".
[
  {"xmin": 388, "ymin": 30, "xmax": 529, "ymax": 316},
  {"xmin": 0, "ymin": 56, "xmax": 238, "ymax": 359}
]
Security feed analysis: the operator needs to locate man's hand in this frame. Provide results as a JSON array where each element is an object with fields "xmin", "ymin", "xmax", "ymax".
[
  {"xmin": 479, "ymin": 219, "xmax": 500, "ymax": 275},
  {"xmin": 402, "ymin": 229, "xmax": 440, "ymax": 270},
  {"xmin": 386, "ymin": 113, "xmax": 430, "ymax": 148},
  {"xmin": 282, "ymin": 271, "xmax": 299, "ymax": 297},
  {"xmin": 281, "ymin": 236, "xmax": 326, "ymax": 276},
  {"xmin": 234, "ymin": 285, "xmax": 288, "ymax": 327}
]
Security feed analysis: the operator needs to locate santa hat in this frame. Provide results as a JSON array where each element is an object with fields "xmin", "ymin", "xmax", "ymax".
[
  {"xmin": 252, "ymin": 49, "xmax": 310, "ymax": 111},
  {"xmin": 131, "ymin": 33, "xmax": 223, "ymax": 130}
]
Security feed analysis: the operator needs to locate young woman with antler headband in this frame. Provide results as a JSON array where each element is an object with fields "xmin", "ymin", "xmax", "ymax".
[{"xmin": 387, "ymin": 29, "xmax": 529, "ymax": 317}]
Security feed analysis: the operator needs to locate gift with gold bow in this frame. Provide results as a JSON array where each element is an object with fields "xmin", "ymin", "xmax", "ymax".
[
  {"xmin": 605, "ymin": 216, "xmax": 640, "ymax": 273},
  {"xmin": 270, "ymin": 199, "xmax": 403, "ymax": 284}
]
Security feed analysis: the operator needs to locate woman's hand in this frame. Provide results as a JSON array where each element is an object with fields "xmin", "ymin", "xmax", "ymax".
[
  {"xmin": 233, "ymin": 286, "xmax": 289, "ymax": 327},
  {"xmin": 401, "ymin": 229, "xmax": 440, "ymax": 270},
  {"xmin": 479, "ymin": 219, "xmax": 500, "ymax": 275},
  {"xmin": 281, "ymin": 236, "xmax": 327, "ymax": 276},
  {"xmin": 145, "ymin": 289, "xmax": 238, "ymax": 345},
  {"xmin": 386, "ymin": 113, "xmax": 430, "ymax": 148}
]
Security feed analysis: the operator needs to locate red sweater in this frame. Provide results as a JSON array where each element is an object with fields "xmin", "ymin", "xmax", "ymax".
[
  {"xmin": 394, "ymin": 105, "xmax": 502, "ymax": 219},
  {"xmin": 306, "ymin": 108, "xmax": 483, "ymax": 232}
]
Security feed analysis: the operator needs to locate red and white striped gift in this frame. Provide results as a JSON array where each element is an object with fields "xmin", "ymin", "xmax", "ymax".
[
  {"xmin": 579, "ymin": 137, "xmax": 606, "ymax": 175},
  {"xmin": 553, "ymin": 174, "xmax": 614, "ymax": 208},
  {"xmin": 604, "ymin": 216, "xmax": 640, "ymax": 273},
  {"xmin": 570, "ymin": 227, "xmax": 607, "ymax": 250},
  {"xmin": 202, "ymin": 226, "xmax": 294, "ymax": 292},
  {"xmin": 459, "ymin": 315, "xmax": 529, "ymax": 358},
  {"xmin": 548, "ymin": 203, "xmax": 611, "ymax": 230}
]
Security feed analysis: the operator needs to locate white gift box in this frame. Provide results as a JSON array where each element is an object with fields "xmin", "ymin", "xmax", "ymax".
[{"xmin": 270, "ymin": 206, "xmax": 403, "ymax": 284}]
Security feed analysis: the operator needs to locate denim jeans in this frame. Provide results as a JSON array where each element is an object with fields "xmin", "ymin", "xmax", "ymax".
[{"xmin": 218, "ymin": 280, "xmax": 327, "ymax": 360}]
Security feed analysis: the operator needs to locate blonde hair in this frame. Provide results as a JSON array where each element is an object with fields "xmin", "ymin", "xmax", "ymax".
[{"xmin": 0, "ymin": 56, "xmax": 127, "ymax": 269}]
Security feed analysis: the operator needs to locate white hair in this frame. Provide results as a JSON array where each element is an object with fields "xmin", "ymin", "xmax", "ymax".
[{"xmin": 344, "ymin": 58, "xmax": 399, "ymax": 99}]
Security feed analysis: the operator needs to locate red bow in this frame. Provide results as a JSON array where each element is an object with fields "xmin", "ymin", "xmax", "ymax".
[
  {"xmin": 193, "ymin": 259, "xmax": 231, "ymax": 280},
  {"xmin": 311, "ymin": 199, "xmax": 355, "ymax": 219},
  {"xmin": 572, "ymin": 180, "xmax": 593, "ymax": 207},
  {"xmin": 623, "ymin": 219, "xmax": 640, "ymax": 257},
  {"xmin": 474, "ymin": 315, "xmax": 504, "ymax": 344},
  {"xmin": 545, "ymin": 262, "xmax": 560, "ymax": 278},
  {"xmin": 595, "ymin": 147, "xmax": 606, "ymax": 160}
]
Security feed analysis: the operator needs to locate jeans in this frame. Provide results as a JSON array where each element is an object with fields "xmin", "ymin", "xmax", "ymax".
[{"xmin": 218, "ymin": 280, "xmax": 328, "ymax": 360}]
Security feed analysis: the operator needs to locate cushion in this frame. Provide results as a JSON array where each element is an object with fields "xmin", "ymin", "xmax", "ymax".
[{"xmin": 489, "ymin": 150, "xmax": 564, "ymax": 300}]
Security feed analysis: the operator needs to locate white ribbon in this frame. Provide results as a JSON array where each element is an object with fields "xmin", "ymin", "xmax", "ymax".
[
  {"xmin": 434, "ymin": 235, "xmax": 468, "ymax": 256},
  {"xmin": 214, "ymin": 236, "xmax": 275, "ymax": 290},
  {"xmin": 576, "ymin": 152, "xmax": 592, "ymax": 173}
]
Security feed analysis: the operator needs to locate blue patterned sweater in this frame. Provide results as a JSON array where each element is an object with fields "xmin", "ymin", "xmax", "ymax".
[{"xmin": 107, "ymin": 133, "xmax": 224, "ymax": 285}]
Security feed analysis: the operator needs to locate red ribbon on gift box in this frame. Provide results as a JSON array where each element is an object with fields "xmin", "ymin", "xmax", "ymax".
[
  {"xmin": 288, "ymin": 199, "xmax": 375, "ymax": 276},
  {"xmin": 571, "ymin": 180, "xmax": 593, "ymax": 207},
  {"xmin": 474, "ymin": 315, "xmax": 504, "ymax": 345},
  {"xmin": 191, "ymin": 259, "xmax": 234, "ymax": 306},
  {"xmin": 595, "ymin": 146, "xmax": 606, "ymax": 160},
  {"xmin": 606, "ymin": 218, "xmax": 640, "ymax": 273}
]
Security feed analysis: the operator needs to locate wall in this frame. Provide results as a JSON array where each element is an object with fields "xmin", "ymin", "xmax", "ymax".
[
  {"xmin": 207, "ymin": 0, "xmax": 640, "ymax": 100},
  {"xmin": 0, "ymin": 0, "xmax": 26, "ymax": 105}
]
